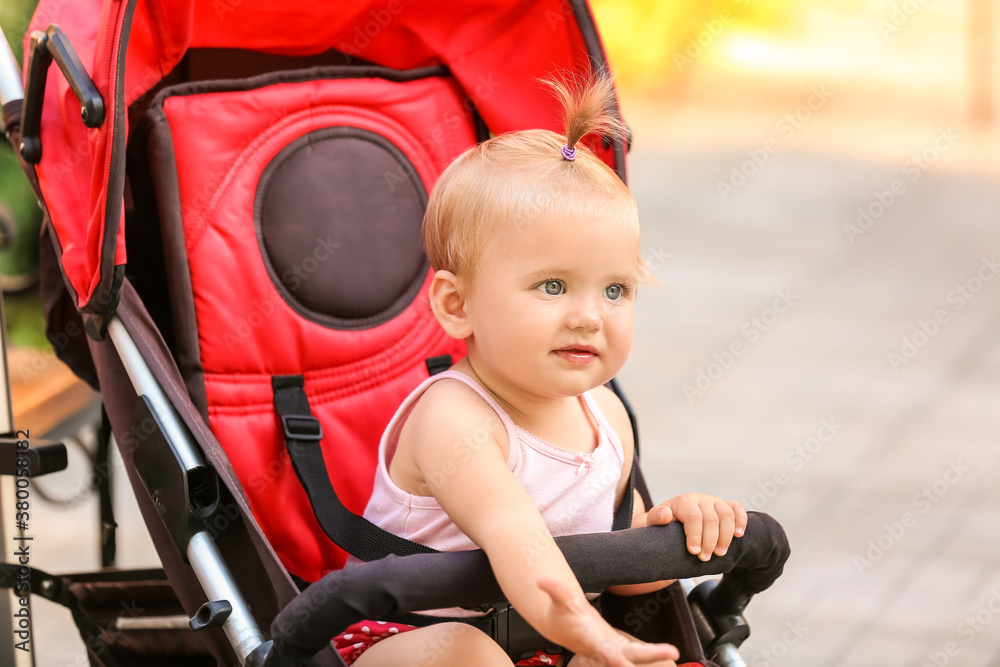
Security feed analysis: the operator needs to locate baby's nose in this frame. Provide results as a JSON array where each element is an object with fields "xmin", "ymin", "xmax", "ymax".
[{"xmin": 568, "ymin": 298, "xmax": 602, "ymax": 331}]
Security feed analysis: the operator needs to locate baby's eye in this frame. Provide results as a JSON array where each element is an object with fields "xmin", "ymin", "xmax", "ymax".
[
  {"xmin": 605, "ymin": 284, "xmax": 629, "ymax": 300},
  {"xmin": 540, "ymin": 280, "xmax": 564, "ymax": 296}
]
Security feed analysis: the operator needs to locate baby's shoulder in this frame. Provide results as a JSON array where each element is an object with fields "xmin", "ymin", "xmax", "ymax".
[
  {"xmin": 588, "ymin": 384, "xmax": 634, "ymax": 453},
  {"xmin": 416, "ymin": 376, "xmax": 494, "ymax": 415},
  {"xmin": 401, "ymin": 377, "xmax": 509, "ymax": 455}
]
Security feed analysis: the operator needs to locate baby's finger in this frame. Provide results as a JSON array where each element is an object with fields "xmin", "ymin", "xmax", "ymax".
[
  {"xmin": 714, "ymin": 500, "xmax": 736, "ymax": 556},
  {"xmin": 698, "ymin": 499, "xmax": 720, "ymax": 562},
  {"xmin": 622, "ymin": 641, "xmax": 680, "ymax": 664},
  {"xmin": 682, "ymin": 505, "xmax": 704, "ymax": 557},
  {"xmin": 729, "ymin": 500, "xmax": 748, "ymax": 537},
  {"xmin": 647, "ymin": 504, "xmax": 673, "ymax": 526},
  {"xmin": 596, "ymin": 641, "xmax": 632, "ymax": 667}
]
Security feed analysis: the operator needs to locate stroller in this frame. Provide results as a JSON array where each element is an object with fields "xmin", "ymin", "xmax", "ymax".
[{"xmin": 0, "ymin": 0, "xmax": 790, "ymax": 665}]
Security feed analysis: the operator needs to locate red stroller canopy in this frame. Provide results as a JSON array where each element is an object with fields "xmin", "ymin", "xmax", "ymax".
[{"xmin": 25, "ymin": 0, "xmax": 621, "ymax": 313}]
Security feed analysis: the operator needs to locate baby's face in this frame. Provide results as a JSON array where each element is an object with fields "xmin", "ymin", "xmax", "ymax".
[{"xmin": 463, "ymin": 211, "xmax": 639, "ymax": 398}]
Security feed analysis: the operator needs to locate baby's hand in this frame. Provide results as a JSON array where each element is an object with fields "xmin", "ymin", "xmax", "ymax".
[
  {"xmin": 537, "ymin": 576, "xmax": 679, "ymax": 667},
  {"xmin": 646, "ymin": 494, "xmax": 747, "ymax": 561},
  {"xmin": 567, "ymin": 630, "xmax": 678, "ymax": 667}
]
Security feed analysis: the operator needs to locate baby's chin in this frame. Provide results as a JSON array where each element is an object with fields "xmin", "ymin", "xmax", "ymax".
[{"xmin": 547, "ymin": 373, "xmax": 620, "ymax": 397}]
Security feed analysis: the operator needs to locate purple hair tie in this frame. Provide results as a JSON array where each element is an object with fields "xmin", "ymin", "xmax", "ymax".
[{"xmin": 561, "ymin": 144, "xmax": 577, "ymax": 161}]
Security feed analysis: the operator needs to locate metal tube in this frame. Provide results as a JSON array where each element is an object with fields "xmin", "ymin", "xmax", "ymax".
[
  {"xmin": 107, "ymin": 316, "xmax": 265, "ymax": 664},
  {"xmin": 714, "ymin": 643, "xmax": 748, "ymax": 667},
  {"xmin": 107, "ymin": 317, "xmax": 203, "ymax": 471},
  {"xmin": 0, "ymin": 24, "xmax": 24, "ymax": 108},
  {"xmin": 187, "ymin": 532, "xmax": 266, "ymax": 663}
]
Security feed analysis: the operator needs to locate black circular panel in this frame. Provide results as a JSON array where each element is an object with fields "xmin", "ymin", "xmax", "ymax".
[{"xmin": 255, "ymin": 127, "xmax": 429, "ymax": 329}]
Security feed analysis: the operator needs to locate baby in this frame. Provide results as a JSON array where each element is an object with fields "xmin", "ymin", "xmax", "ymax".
[{"xmin": 336, "ymin": 75, "xmax": 747, "ymax": 667}]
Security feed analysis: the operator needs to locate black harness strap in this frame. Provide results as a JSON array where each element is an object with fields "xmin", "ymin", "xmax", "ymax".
[
  {"xmin": 424, "ymin": 354, "xmax": 453, "ymax": 376},
  {"xmin": 272, "ymin": 375, "xmax": 437, "ymax": 562},
  {"xmin": 612, "ymin": 459, "xmax": 636, "ymax": 532},
  {"xmin": 274, "ymin": 373, "xmax": 637, "ymax": 561},
  {"xmin": 274, "ymin": 372, "xmax": 641, "ymax": 660}
]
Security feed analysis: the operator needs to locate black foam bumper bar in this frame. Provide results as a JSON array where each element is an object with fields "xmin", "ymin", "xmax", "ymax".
[
  {"xmin": 271, "ymin": 511, "xmax": 789, "ymax": 658},
  {"xmin": 0, "ymin": 436, "xmax": 67, "ymax": 476}
]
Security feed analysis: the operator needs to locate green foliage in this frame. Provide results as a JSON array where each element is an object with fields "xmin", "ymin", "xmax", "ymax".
[
  {"xmin": 1, "ymin": 0, "xmax": 40, "ymax": 68},
  {"xmin": 0, "ymin": 149, "xmax": 38, "ymax": 232},
  {"xmin": 0, "ymin": 0, "xmax": 41, "ymax": 243},
  {"xmin": 2, "ymin": 290, "xmax": 48, "ymax": 350},
  {"xmin": 1, "ymin": 0, "xmax": 44, "ymax": 351}
]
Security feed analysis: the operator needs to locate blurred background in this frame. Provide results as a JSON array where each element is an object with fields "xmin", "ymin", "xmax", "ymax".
[{"xmin": 2, "ymin": 0, "xmax": 999, "ymax": 665}]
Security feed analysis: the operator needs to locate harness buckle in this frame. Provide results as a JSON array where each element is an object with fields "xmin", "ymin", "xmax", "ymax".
[{"xmin": 281, "ymin": 414, "xmax": 323, "ymax": 442}]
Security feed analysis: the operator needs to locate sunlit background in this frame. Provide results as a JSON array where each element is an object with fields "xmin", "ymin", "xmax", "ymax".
[
  {"xmin": 3, "ymin": 1, "xmax": 999, "ymax": 665},
  {"xmin": 592, "ymin": 1, "xmax": 1000, "ymax": 666}
]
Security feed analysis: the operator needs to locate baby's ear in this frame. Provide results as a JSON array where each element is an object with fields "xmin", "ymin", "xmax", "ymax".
[{"xmin": 429, "ymin": 270, "xmax": 473, "ymax": 340}]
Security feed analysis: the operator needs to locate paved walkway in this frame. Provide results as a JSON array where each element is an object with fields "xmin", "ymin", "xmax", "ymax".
[{"xmin": 618, "ymin": 79, "xmax": 1000, "ymax": 666}]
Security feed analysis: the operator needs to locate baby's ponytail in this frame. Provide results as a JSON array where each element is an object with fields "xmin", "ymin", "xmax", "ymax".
[{"xmin": 542, "ymin": 72, "xmax": 626, "ymax": 159}]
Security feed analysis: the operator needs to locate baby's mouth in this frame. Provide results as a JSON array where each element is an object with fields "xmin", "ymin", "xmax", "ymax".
[
  {"xmin": 553, "ymin": 347, "xmax": 598, "ymax": 363},
  {"xmin": 554, "ymin": 344, "xmax": 597, "ymax": 354}
]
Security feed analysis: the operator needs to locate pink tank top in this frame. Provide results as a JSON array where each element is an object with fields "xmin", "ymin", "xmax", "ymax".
[{"xmin": 362, "ymin": 370, "xmax": 626, "ymax": 552}]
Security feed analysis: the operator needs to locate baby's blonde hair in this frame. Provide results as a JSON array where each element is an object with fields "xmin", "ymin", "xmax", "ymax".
[{"xmin": 423, "ymin": 73, "xmax": 654, "ymax": 285}]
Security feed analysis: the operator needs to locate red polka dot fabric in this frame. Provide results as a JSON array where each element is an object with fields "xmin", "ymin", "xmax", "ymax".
[
  {"xmin": 332, "ymin": 620, "xmax": 414, "ymax": 664},
  {"xmin": 331, "ymin": 619, "xmax": 565, "ymax": 665}
]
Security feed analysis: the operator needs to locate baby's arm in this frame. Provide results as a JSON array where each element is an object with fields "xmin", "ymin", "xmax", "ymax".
[
  {"xmin": 407, "ymin": 384, "xmax": 678, "ymax": 666},
  {"xmin": 593, "ymin": 386, "xmax": 747, "ymax": 598}
]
